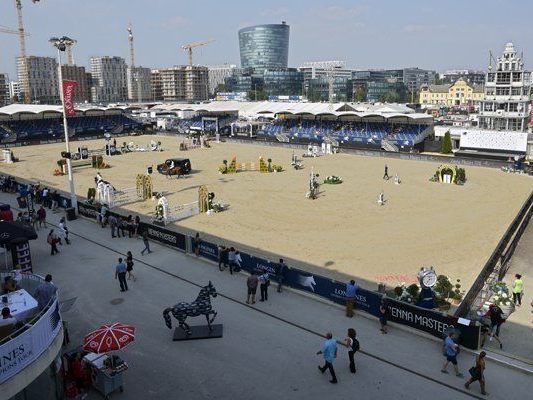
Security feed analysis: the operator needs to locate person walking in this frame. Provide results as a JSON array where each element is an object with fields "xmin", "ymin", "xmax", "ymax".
[
  {"xmin": 115, "ymin": 258, "xmax": 128, "ymax": 292},
  {"xmin": 58, "ymin": 217, "xmax": 70, "ymax": 245},
  {"xmin": 217, "ymin": 245, "xmax": 228, "ymax": 271},
  {"xmin": 345, "ymin": 280, "xmax": 358, "ymax": 317},
  {"xmin": 487, "ymin": 304, "xmax": 504, "ymax": 349},
  {"xmin": 441, "ymin": 331, "xmax": 463, "ymax": 377},
  {"xmin": 193, "ymin": 233, "xmax": 201, "ymax": 257},
  {"xmin": 47, "ymin": 229, "xmax": 59, "ymax": 255},
  {"xmin": 134, "ymin": 215, "xmax": 141, "ymax": 237},
  {"xmin": 228, "ymin": 247, "xmax": 237, "ymax": 275},
  {"xmin": 383, "ymin": 164, "xmax": 389, "ymax": 180},
  {"xmin": 37, "ymin": 205, "xmax": 47, "ymax": 228},
  {"xmin": 512, "ymin": 274, "xmax": 523, "ymax": 306},
  {"xmin": 126, "ymin": 251, "xmax": 136, "ymax": 281},
  {"xmin": 259, "ymin": 270, "xmax": 270, "ymax": 302},
  {"xmin": 465, "ymin": 351, "xmax": 488, "ymax": 395},
  {"xmin": 276, "ymin": 258, "xmax": 287, "ymax": 293},
  {"xmin": 33, "ymin": 274, "xmax": 58, "ymax": 310},
  {"xmin": 234, "ymin": 250, "xmax": 242, "ymax": 272},
  {"xmin": 246, "ymin": 271, "xmax": 259, "ymax": 304},
  {"xmin": 317, "ymin": 332, "xmax": 338, "ymax": 384},
  {"xmin": 345, "ymin": 328, "xmax": 359, "ymax": 374},
  {"xmin": 42, "ymin": 187, "xmax": 49, "ymax": 208},
  {"xmin": 140, "ymin": 231, "xmax": 152, "ymax": 255},
  {"xmin": 379, "ymin": 297, "xmax": 389, "ymax": 334},
  {"xmin": 109, "ymin": 214, "xmax": 118, "ymax": 238}
]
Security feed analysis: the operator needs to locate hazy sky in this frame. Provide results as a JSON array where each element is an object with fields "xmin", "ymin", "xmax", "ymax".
[{"xmin": 0, "ymin": 0, "xmax": 530, "ymax": 79}]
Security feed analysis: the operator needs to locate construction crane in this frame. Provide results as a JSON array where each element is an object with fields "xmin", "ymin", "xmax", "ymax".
[
  {"xmin": 181, "ymin": 39, "xmax": 214, "ymax": 67},
  {"xmin": 127, "ymin": 23, "xmax": 135, "ymax": 67},
  {"xmin": 65, "ymin": 38, "xmax": 77, "ymax": 66},
  {"xmin": 14, "ymin": 0, "xmax": 41, "ymax": 104}
]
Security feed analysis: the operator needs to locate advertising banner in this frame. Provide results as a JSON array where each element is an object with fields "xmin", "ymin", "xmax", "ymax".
[
  {"xmin": 62, "ymin": 80, "xmax": 77, "ymax": 117},
  {"xmin": 140, "ymin": 222, "xmax": 186, "ymax": 251},
  {"xmin": 0, "ymin": 300, "xmax": 62, "ymax": 384},
  {"xmin": 77, "ymin": 202, "xmax": 99, "ymax": 220}
]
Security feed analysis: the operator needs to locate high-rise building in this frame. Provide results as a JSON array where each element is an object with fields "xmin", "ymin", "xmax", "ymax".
[
  {"xmin": 0, "ymin": 73, "xmax": 9, "ymax": 106},
  {"xmin": 207, "ymin": 64, "xmax": 237, "ymax": 96},
  {"xmin": 154, "ymin": 66, "xmax": 208, "ymax": 102},
  {"xmin": 61, "ymin": 65, "xmax": 90, "ymax": 103},
  {"xmin": 478, "ymin": 42, "xmax": 531, "ymax": 132},
  {"xmin": 441, "ymin": 70, "xmax": 486, "ymax": 86},
  {"xmin": 307, "ymin": 76, "xmax": 352, "ymax": 102},
  {"xmin": 151, "ymin": 70, "xmax": 163, "ymax": 101},
  {"xmin": 127, "ymin": 67, "xmax": 153, "ymax": 102},
  {"xmin": 90, "ymin": 56, "xmax": 128, "ymax": 103},
  {"xmin": 9, "ymin": 81, "xmax": 21, "ymax": 102},
  {"xmin": 17, "ymin": 56, "xmax": 59, "ymax": 104},
  {"xmin": 238, "ymin": 22, "xmax": 290, "ymax": 74}
]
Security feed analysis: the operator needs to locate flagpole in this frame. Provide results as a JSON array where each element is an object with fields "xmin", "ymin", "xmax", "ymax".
[{"xmin": 52, "ymin": 37, "xmax": 78, "ymax": 210}]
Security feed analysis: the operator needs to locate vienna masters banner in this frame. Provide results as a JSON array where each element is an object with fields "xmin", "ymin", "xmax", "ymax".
[{"xmin": 62, "ymin": 80, "xmax": 77, "ymax": 117}]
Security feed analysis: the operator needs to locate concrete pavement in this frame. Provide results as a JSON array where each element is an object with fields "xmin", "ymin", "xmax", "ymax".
[{"xmin": 1, "ymin": 192, "xmax": 530, "ymax": 400}]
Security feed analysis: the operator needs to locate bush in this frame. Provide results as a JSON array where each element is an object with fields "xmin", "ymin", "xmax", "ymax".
[
  {"xmin": 441, "ymin": 131, "xmax": 452, "ymax": 154},
  {"xmin": 406, "ymin": 284, "xmax": 420, "ymax": 299}
]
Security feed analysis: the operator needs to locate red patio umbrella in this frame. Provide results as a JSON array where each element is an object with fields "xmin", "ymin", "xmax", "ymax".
[{"xmin": 83, "ymin": 323, "xmax": 136, "ymax": 353}]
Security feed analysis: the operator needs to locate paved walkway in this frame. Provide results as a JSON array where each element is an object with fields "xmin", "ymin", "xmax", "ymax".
[{"xmin": 1, "ymin": 193, "xmax": 531, "ymax": 400}]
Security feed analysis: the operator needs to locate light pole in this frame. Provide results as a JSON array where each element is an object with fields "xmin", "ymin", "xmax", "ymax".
[{"xmin": 50, "ymin": 36, "xmax": 77, "ymax": 210}]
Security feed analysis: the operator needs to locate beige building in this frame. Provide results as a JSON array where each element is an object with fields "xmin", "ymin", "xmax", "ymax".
[
  {"xmin": 17, "ymin": 56, "xmax": 60, "ymax": 104},
  {"xmin": 151, "ymin": 66, "xmax": 208, "ymax": 102},
  {"xmin": 419, "ymin": 78, "xmax": 483, "ymax": 106},
  {"xmin": 61, "ymin": 65, "xmax": 90, "ymax": 103}
]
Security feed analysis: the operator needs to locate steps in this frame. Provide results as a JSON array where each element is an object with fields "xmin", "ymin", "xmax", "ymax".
[{"xmin": 381, "ymin": 138, "xmax": 399, "ymax": 152}]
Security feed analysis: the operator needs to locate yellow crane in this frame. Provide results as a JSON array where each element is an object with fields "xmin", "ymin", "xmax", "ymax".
[
  {"xmin": 181, "ymin": 39, "xmax": 214, "ymax": 67},
  {"xmin": 14, "ymin": 0, "xmax": 41, "ymax": 104}
]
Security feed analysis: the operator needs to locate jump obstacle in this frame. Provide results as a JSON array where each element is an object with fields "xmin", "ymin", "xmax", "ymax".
[
  {"xmin": 96, "ymin": 173, "xmax": 153, "ymax": 208},
  {"xmin": 179, "ymin": 136, "xmax": 210, "ymax": 151},
  {"xmin": 220, "ymin": 156, "xmax": 275, "ymax": 174},
  {"xmin": 154, "ymin": 185, "xmax": 210, "ymax": 224},
  {"xmin": 1, "ymin": 149, "xmax": 14, "ymax": 164}
]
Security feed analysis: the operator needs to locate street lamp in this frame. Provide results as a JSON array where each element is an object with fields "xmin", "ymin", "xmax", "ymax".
[{"xmin": 49, "ymin": 36, "xmax": 77, "ymax": 210}]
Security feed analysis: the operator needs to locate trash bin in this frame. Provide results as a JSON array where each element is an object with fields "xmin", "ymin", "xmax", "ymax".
[{"xmin": 65, "ymin": 207, "xmax": 76, "ymax": 221}]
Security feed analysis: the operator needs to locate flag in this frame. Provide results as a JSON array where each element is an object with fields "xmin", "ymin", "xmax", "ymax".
[{"xmin": 62, "ymin": 80, "xmax": 77, "ymax": 117}]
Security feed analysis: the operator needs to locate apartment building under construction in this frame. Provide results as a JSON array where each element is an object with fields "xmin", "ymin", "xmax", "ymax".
[{"xmin": 151, "ymin": 65, "xmax": 208, "ymax": 102}]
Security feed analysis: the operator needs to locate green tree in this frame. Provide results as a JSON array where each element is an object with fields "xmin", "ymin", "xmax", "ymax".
[
  {"xmin": 379, "ymin": 90, "xmax": 401, "ymax": 103},
  {"xmin": 214, "ymin": 83, "xmax": 226, "ymax": 95},
  {"xmin": 441, "ymin": 131, "xmax": 452, "ymax": 154},
  {"xmin": 353, "ymin": 87, "xmax": 366, "ymax": 102},
  {"xmin": 247, "ymin": 88, "xmax": 267, "ymax": 101}
]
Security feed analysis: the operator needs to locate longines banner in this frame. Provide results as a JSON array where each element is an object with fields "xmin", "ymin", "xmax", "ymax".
[{"xmin": 0, "ymin": 301, "xmax": 62, "ymax": 384}]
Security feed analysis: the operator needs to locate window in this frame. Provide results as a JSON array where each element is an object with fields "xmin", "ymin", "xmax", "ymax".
[{"xmin": 508, "ymin": 103, "xmax": 518, "ymax": 112}]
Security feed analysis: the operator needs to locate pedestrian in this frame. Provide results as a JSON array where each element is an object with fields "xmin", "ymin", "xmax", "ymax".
[
  {"xmin": 140, "ymin": 231, "xmax": 152, "ymax": 255},
  {"xmin": 126, "ymin": 215, "xmax": 134, "ymax": 238},
  {"xmin": 126, "ymin": 251, "xmax": 136, "ymax": 281},
  {"xmin": 115, "ymin": 258, "xmax": 128, "ymax": 292},
  {"xmin": 246, "ymin": 271, "xmax": 259, "ymax": 304},
  {"xmin": 276, "ymin": 258, "xmax": 287, "ymax": 293},
  {"xmin": 118, "ymin": 217, "xmax": 127, "ymax": 238},
  {"xmin": 37, "ymin": 205, "xmax": 46, "ymax": 228},
  {"xmin": 234, "ymin": 250, "xmax": 242, "ymax": 272},
  {"xmin": 47, "ymin": 229, "xmax": 59, "ymax": 255},
  {"xmin": 441, "ymin": 331, "xmax": 463, "ymax": 377},
  {"xmin": 379, "ymin": 297, "xmax": 389, "ymax": 333},
  {"xmin": 317, "ymin": 332, "xmax": 338, "ymax": 384},
  {"xmin": 108, "ymin": 214, "xmax": 118, "ymax": 238},
  {"xmin": 51, "ymin": 190, "xmax": 60, "ymax": 210},
  {"xmin": 217, "ymin": 245, "xmax": 228, "ymax": 271},
  {"xmin": 464, "ymin": 351, "xmax": 488, "ymax": 395},
  {"xmin": 193, "ymin": 232, "xmax": 201, "ymax": 257},
  {"xmin": 228, "ymin": 247, "xmax": 236, "ymax": 275},
  {"xmin": 383, "ymin": 164, "xmax": 389, "ymax": 180},
  {"xmin": 487, "ymin": 304, "xmax": 504, "ymax": 349},
  {"xmin": 512, "ymin": 274, "xmax": 523, "ymax": 306},
  {"xmin": 345, "ymin": 328, "xmax": 359, "ymax": 374},
  {"xmin": 134, "ymin": 215, "xmax": 141, "ymax": 237},
  {"xmin": 99, "ymin": 204, "xmax": 109, "ymax": 228},
  {"xmin": 42, "ymin": 187, "xmax": 49, "ymax": 208},
  {"xmin": 33, "ymin": 274, "xmax": 57, "ymax": 310},
  {"xmin": 345, "ymin": 279, "xmax": 358, "ymax": 317},
  {"xmin": 259, "ymin": 270, "xmax": 270, "ymax": 302},
  {"xmin": 58, "ymin": 217, "xmax": 70, "ymax": 245}
]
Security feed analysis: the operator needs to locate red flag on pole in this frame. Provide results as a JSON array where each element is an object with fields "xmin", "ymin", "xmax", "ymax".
[{"xmin": 62, "ymin": 80, "xmax": 77, "ymax": 117}]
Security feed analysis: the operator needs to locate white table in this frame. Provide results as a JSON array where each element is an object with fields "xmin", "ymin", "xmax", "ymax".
[{"xmin": 1, "ymin": 289, "xmax": 38, "ymax": 321}]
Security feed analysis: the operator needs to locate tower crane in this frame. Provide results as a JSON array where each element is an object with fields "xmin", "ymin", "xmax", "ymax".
[
  {"xmin": 14, "ymin": 0, "xmax": 41, "ymax": 104},
  {"xmin": 181, "ymin": 39, "xmax": 214, "ymax": 67}
]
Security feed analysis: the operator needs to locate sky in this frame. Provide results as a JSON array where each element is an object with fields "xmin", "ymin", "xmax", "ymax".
[{"xmin": 0, "ymin": 0, "xmax": 531, "ymax": 79}]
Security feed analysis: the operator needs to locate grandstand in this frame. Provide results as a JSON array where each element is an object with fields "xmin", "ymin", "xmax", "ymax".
[
  {"xmin": 0, "ymin": 104, "xmax": 144, "ymax": 143},
  {"xmin": 456, "ymin": 130, "xmax": 528, "ymax": 160}
]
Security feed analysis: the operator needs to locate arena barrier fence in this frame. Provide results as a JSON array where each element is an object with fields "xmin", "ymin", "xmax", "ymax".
[
  {"xmin": 74, "ymin": 200, "xmax": 480, "ymax": 348},
  {"xmin": 455, "ymin": 190, "xmax": 533, "ymax": 318}
]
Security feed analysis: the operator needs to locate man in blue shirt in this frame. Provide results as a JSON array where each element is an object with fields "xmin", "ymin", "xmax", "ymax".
[
  {"xmin": 115, "ymin": 258, "xmax": 128, "ymax": 292},
  {"xmin": 441, "ymin": 331, "xmax": 463, "ymax": 377},
  {"xmin": 317, "ymin": 332, "xmax": 338, "ymax": 383},
  {"xmin": 345, "ymin": 280, "xmax": 358, "ymax": 317}
]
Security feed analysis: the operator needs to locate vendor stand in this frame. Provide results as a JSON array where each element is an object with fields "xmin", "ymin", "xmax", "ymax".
[{"xmin": 83, "ymin": 353, "xmax": 128, "ymax": 399}]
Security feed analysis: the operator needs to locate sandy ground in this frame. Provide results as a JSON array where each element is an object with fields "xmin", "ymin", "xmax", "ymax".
[{"xmin": 2, "ymin": 134, "xmax": 532, "ymax": 289}]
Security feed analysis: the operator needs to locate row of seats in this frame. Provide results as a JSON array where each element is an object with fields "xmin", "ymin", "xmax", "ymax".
[
  {"xmin": 0, "ymin": 115, "xmax": 141, "ymax": 139},
  {"xmin": 259, "ymin": 120, "xmax": 429, "ymax": 146}
]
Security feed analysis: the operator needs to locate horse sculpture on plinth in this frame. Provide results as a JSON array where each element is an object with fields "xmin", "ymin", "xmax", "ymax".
[{"xmin": 163, "ymin": 281, "xmax": 218, "ymax": 336}]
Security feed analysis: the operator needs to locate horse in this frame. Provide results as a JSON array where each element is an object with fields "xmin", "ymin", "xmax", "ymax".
[{"xmin": 163, "ymin": 281, "xmax": 218, "ymax": 335}]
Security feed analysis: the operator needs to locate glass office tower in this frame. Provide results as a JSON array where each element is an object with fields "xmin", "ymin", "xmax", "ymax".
[{"xmin": 238, "ymin": 22, "xmax": 290, "ymax": 74}]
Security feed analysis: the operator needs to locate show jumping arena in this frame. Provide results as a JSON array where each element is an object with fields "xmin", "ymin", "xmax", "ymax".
[{"xmin": 3, "ymin": 135, "xmax": 532, "ymax": 289}]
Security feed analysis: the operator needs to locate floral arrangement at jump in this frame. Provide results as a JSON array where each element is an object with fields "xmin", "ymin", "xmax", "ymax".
[
  {"xmin": 323, "ymin": 175, "xmax": 343, "ymax": 184},
  {"xmin": 490, "ymin": 281, "xmax": 515, "ymax": 318},
  {"xmin": 271, "ymin": 164, "xmax": 283, "ymax": 172},
  {"xmin": 391, "ymin": 283, "xmax": 420, "ymax": 304}
]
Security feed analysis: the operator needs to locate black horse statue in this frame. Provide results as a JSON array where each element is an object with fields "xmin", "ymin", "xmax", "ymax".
[{"xmin": 163, "ymin": 281, "xmax": 218, "ymax": 335}]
